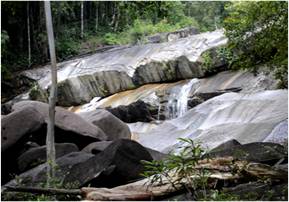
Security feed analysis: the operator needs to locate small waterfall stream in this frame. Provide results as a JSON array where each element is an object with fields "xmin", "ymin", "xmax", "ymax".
[
  {"xmin": 176, "ymin": 79, "xmax": 200, "ymax": 117},
  {"xmin": 158, "ymin": 79, "xmax": 200, "ymax": 120}
]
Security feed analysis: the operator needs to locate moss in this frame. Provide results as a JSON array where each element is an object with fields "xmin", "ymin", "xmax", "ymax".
[
  {"xmin": 29, "ymin": 84, "xmax": 48, "ymax": 102},
  {"xmin": 201, "ymin": 51, "xmax": 214, "ymax": 74}
]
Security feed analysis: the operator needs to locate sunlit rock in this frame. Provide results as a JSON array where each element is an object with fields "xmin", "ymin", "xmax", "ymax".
[
  {"xmin": 22, "ymin": 30, "xmax": 227, "ymax": 106},
  {"xmin": 129, "ymin": 90, "xmax": 287, "ymax": 152},
  {"xmin": 72, "ymin": 70, "xmax": 277, "ymax": 119}
]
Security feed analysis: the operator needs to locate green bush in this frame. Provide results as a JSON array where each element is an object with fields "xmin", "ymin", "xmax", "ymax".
[
  {"xmin": 104, "ymin": 17, "xmax": 200, "ymax": 45},
  {"xmin": 103, "ymin": 33, "xmax": 122, "ymax": 45},
  {"xmin": 176, "ymin": 16, "xmax": 199, "ymax": 29},
  {"xmin": 56, "ymin": 38, "xmax": 80, "ymax": 60},
  {"xmin": 224, "ymin": 1, "xmax": 288, "ymax": 88}
]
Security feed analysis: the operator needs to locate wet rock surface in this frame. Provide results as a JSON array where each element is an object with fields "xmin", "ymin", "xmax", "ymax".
[
  {"xmin": 130, "ymin": 90, "xmax": 287, "ymax": 152},
  {"xmin": 72, "ymin": 69, "xmax": 277, "ymax": 119},
  {"xmin": 263, "ymin": 119, "xmax": 288, "ymax": 144},
  {"xmin": 21, "ymin": 30, "xmax": 227, "ymax": 106},
  {"xmin": 1, "ymin": 27, "xmax": 287, "ymax": 201}
]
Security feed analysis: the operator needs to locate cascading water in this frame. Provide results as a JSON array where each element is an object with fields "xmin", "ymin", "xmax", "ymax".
[
  {"xmin": 176, "ymin": 79, "xmax": 200, "ymax": 117},
  {"xmin": 158, "ymin": 79, "xmax": 200, "ymax": 120}
]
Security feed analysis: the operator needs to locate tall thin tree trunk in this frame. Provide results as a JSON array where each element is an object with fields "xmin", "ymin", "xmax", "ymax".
[
  {"xmin": 27, "ymin": 2, "xmax": 31, "ymax": 67},
  {"xmin": 95, "ymin": 2, "xmax": 98, "ymax": 32},
  {"xmin": 81, "ymin": 1, "xmax": 84, "ymax": 38},
  {"xmin": 114, "ymin": 4, "xmax": 120, "ymax": 32},
  {"xmin": 44, "ymin": 1, "xmax": 57, "ymax": 188},
  {"xmin": 109, "ymin": 2, "xmax": 116, "ymax": 26}
]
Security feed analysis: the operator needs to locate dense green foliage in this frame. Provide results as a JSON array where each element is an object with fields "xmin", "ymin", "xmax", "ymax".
[{"xmin": 224, "ymin": 1, "xmax": 288, "ymax": 88}]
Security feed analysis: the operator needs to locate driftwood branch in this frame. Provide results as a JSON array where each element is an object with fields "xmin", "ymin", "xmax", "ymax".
[
  {"xmin": 3, "ymin": 186, "xmax": 82, "ymax": 196},
  {"xmin": 81, "ymin": 157, "xmax": 287, "ymax": 201}
]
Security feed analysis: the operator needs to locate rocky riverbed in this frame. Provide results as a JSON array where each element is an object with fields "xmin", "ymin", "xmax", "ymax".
[{"xmin": 1, "ymin": 28, "xmax": 287, "ymax": 201}]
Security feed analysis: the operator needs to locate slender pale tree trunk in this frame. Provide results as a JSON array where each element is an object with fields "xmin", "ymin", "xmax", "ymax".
[
  {"xmin": 114, "ymin": 5, "xmax": 120, "ymax": 32},
  {"xmin": 109, "ymin": 2, "xmax": 116, "ymax": 26},
  {"xmin": 81, "ymin": 1, "xmax": 84, "ymax": 38},
  {"xmin": 44, "ymin": 1, "xmax": 57, "ymax": 188},
  {"xmin": 27, "ymin": 2, "xmax": 31, "ymax": 67},
  {"xmin": 95, "ymin": 2, "xmax": 98, "ymax": 32}
]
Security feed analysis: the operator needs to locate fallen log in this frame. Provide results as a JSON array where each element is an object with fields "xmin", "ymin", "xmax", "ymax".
[
  {"xmin": 3, "ymin": 185, "xmax": 82, "ymax": 196},
  {"xmin": 244, "ymin": 162, "xmax": 288, "ymax": 181},
  {"xmin": 81, "ymin": 157, "xmax": 287, "ymax": 201},
  {"xmin": 3, "ymin": 157, "xmax": 286, "ymax": 201}
]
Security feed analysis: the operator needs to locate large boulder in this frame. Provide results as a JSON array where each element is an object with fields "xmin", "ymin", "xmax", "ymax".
[
  {"xmin": 208, "ymin": 142, "xmax": 287, "ymax": 165},
  {"xmin": 17, "ymin": 143, "xmax": 79, "ymax": 173},
  {"xmin": 82, "ymin": 141, "xmax": 112, "ymax": 154},
  {"xmin": 2, "ymin": 106, "xmax": 45, "ymax": 152},
  {"xmin": 78, "ymin": 109, "xmax": 131, "ymax": 140},
  {"xmin": 4, "ymin": 152, "xmax": 94, "ymax": 188},
  {"xmin": 210, "ymin": 139, "xmax": 241, "ymax": 152},
  {"xmin": 65, "ymin": 139, "xmax": 153, "ymax": 187},
  {"xmin": 21, "ymin": 30, "xmax": 227, "ymax": 106},
  {"xmin": 1, "ymin": 107, "xmax": 45, "ymax": 184},
  {"xmin": 223, "ymin": 182, "xmax": 288, "ymax": 201},
  {"xmin": 5, "ymin": 139, "xmax": 153, "ymax": 188},
  {"xmin": 1, "ymin": 101, "xmax": 106, "ymax": 184},
  {"xmin": 11, "ymin": 101, "xmax": 107, "ymax": 147},
  {"xmin": 106, "ymin": 100, "xmax": 155, "ymax": 123},
  {"xmin": 82, "ymin": 140, "xmax": 167, "ymax": 161}
]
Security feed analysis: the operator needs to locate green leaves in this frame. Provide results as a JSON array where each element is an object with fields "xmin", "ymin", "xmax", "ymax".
[
  {"xmin": 141, "ymin": 138, "xmax": 208, "ymax": 195},
  {"xmin": 223, "ymin": 1, "xmax": 288, "ymax": 87}
]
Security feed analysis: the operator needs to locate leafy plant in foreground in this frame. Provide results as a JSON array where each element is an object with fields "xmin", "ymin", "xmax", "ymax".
[{"xmin": 141, "ymin": 138, "xmax": 209, "ymax": 197}]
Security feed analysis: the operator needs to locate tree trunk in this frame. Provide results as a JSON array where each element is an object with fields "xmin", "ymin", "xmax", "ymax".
[
  {"xmin": 113, "ymin": 4, "xmax": 120, "ymax": 32},
  {"xmin": 109, "ymin": 2, "xmax": 116, "ymax": 26},
  {"xmin": 44, "ymin": 1, "xmax": 57, "ymax": 188},
  {"xmin": 81, "ymin": 1, "xmax": 84, "ymax": 39},
  {"xmin": 27, "ymin": 2, "xmax": 31, "ymax": 67},
  {"xmin": 95, "ymin": 2, "xmax": 98, "ymax": 32}
]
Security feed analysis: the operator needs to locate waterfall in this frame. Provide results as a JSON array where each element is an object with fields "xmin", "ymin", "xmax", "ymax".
[
  {"xmin": 176, "ymin": 79, "xmax": 200, "ymax": 117},
  {"xmin": 158, "ymin": 79, "xmax": 200, "ymax": 120},
  {"xmin": 157, "ymin": 104, "xmax": 162, "ymax": 121}
]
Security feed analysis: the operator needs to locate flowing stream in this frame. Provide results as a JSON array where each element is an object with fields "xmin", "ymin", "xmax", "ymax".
[{"xmin": 158, "ymin": 78, "xmax": 200, "ymax": 120}]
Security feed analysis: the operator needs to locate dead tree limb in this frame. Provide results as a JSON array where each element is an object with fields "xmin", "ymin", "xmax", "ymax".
[{"xmin": 3, "ymin": 186, "xmax": 82, "ymax": 196}]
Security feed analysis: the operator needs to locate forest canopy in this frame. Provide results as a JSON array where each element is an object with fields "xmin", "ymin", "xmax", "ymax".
[{"xmin": 1, "ymin": 1, "xmax": 288, "ymax": 87}]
